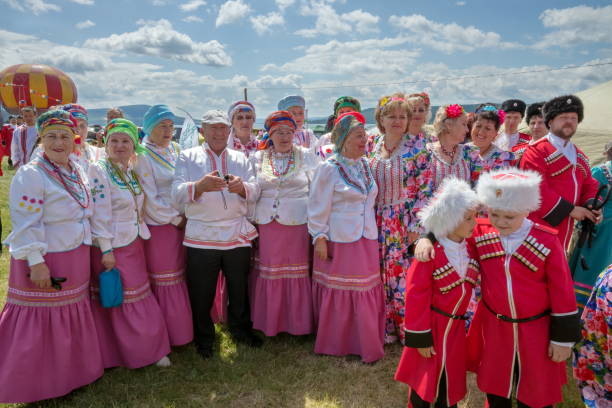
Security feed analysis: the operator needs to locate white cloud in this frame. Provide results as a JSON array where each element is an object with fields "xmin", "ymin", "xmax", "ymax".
[
  {"xmin": 262, "ymin": 37, "xmax": 419, "ymax": 78},
  {"xmin": 275, "ymin": 0, "xmax": 294, "ymax": 11},
  {"xmin": 75, "ymin": 20, "xmax": 96, "ymax": 29},
  {"xmin": 456, "ymin": 1, "xmax": 466, "ymax": 5},
  {"xmin": 250, "ymin": 12, "xmax": 284, "ymax": 35},
  {"xmin": 295, "ymin": 2, "xmax": 379, "ymax": 38},
  {"xmin": 68, "ymin": 0, "xmax": 94, "ymax": 5},
  {"xmin": 84, "ymin": 19, "xmax": 231, "ymax": 66},
  {"xmin": 534, "ymin": 5, "xmax": 612, "ymax": 49},
  {"xmin": 183, "ymin": 15, "xmax": 204, "ymax": 23},
  {"xmin": 215, "ymin": 0, "xmax": 252, "ymax": 27},
  {"xmin": 1, "ymin": 0, "xmax": 60, "ymax": 14},
  {"xmin": 180, "ymin": 0, "xmax": 206, "ymax": 12},
  {"xmin": 389, "ymin": 14, "xmax": 518, "ymax": 53}
]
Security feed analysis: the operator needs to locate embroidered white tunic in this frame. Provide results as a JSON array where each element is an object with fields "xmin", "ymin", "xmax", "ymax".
[
  {"xmin": 10, "ymin": 125, "xmax": 38, "ymax": 167},
  {"xmin": 33, "ymin": 142, "xmax": 105, "ymax": 173},
  {"xmin": 171, "ymin": 144, "xmax": 258, "ymax": 250},
  {"xmin": 135, "ymin": 140, "xmax": 183, "ymax": 226},
  {"xmin": 88, "ymin": 159, "xmax": 150, "ymax": 253},
  {"xmin": 4, "ymin": 152, "xmax": 92, "ymax": 266},
  {"xmin": 308, "ymin": 155, "xmax": 378, "ymax": 243},
  {"xmin": 251, "ymin": 146, "xmax": 318, "ymax": 226}
]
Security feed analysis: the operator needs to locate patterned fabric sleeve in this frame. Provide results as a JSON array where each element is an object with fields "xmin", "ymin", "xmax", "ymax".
[
  {"xmin": 465, "ymin": 144, "xmax": 483, "ymax": 185},
  {"xmin": 572, "ymin": 266, "xmax": 612, "ymax": 408},
  {"xmin": 407, "ymin": 145, "xmax": 434, "ymax": 233},
  {"xmin": 6, "ymin": 166, "xmax": 47, "ymax": 265}
]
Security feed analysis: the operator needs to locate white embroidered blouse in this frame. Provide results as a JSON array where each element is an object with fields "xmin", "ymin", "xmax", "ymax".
[
  {"xmin": 308, "ymin": 154, "xmax": 378, "ymax": 243},
  {"xmin": 4, "ymin": 152, "xmax": 92, "ymax": 266},
  {"xmin": 251, "ymin": 146, "xmax": 318, "ymax": 226},
  {"xmin": 88, "ymin": 158, "xmax": 150, "ymax": 253}
]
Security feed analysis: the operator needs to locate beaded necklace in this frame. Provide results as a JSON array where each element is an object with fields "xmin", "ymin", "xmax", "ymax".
[
  {"xmin": 107, "ymin": 159, "xmax": 144, "ymax": 222},
  {"xmin": 268, "ymin": 148, "xmax": 295, "ymax": 177},
  {"xmin": 330, "ymin": 155, "xmax": 373, "ymax": 195},
  {"xmin": 42, "ymin": 153, "xmax": 90, "ymax": 209}
]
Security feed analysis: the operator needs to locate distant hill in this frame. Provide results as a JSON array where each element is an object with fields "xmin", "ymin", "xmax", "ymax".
[{"xmin": 87, "ymin": 105, "xmax": 187, "ymax": 126}]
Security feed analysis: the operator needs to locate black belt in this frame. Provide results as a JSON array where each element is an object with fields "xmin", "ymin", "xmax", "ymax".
[
  {"xmin": 431, "ymin": 305, "xmax": 468, "ymax": 320},
  {"xmin": 483, "ymin": 300, "xmax": 550, "ymax": 323}
]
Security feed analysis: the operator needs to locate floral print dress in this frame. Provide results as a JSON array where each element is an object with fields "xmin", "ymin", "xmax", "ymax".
[
  {"xmin": 369, "ymin": 133, "xmax": 434, "ymax": 344},
  {"xmin": 573, "ymin": 264, "xmax": 612, "ymax": 408}
]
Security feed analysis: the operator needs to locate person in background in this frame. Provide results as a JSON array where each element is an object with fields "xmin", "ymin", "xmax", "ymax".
[
  {"xmin": 0, "ymin": 110, "xmax": 103, "ymax": 403},
  {"xmin": 137, "ymin": 104, "xmax": 193, "ymax": 347},
  {"xmin": 308, "ymin": 111, "xmax": 385, "ymax": 363},
  {"xmin": 318, "ymin": 96, "xmax": 362, "ymax": 151},
  {"xmin": 512, "ymin": 102, "xmax": 546, "ymax": 163},
  {"xmin": 227, "ymin": 100, "xmax": 258, "ymax": 157},
  {"xmin": 427, "ymin": 104, "xmax": 482, "ymax": 190},
  {"xmin": 495, "ymin": 99, "xmax": 530, "ymax": 151},
  {"xmin": 61, "ymin": 104, "xmax": 104, "ymax": 170},
  {"xmin": 519, "ymin": 94, "xmax": 601, "ymax": 252},
  {"xmin": 406, "ymin": 92, "xmax": 432, "ymax": 141},
  {"xmin": 10, "ymin": 106, "xmax": 38, "ymax": 168},
  {"xmin": 15, "ymin": 115, "xmax": 24, "ymax": 126},
  {"xmin": 278, "ymin": 95, "xmax": 315, "ymax": 149},
  {"xmin": 467, "ymin": 104, "xmax": 514, "ymax": 172},
  {"xmin": 89, "ymin": 118, "xmax": 171, "ymax": 369},
  {"xmin": 172, "ymin": 110, "xmax": 262, "ymax": 360}
]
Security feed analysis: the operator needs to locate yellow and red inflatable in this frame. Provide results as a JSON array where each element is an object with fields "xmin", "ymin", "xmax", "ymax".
[{"xmin": 0, "ymin": 64, "xmax": 77, "ymax": 113}]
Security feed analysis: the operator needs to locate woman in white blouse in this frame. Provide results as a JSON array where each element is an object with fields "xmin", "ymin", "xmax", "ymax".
[
  {"xmin": 250, "ymin": 111, "xmax": 318, "ymax": 336},
  {"xmin": 308, "ymin": 112, "xmax": 385, "ymax": 363},
  {"xmin": 0, "ymin": 110, "xmax": 103, "ymax": 403},
  {"xmin": 136, "ymin": 105, "xmax": 193, "ymax": 347},
  {"xmin": 89, "ymin": 118, "xmax": 171, "ymax": 369}
]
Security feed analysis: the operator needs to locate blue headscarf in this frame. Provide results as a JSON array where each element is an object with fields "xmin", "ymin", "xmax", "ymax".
[
  {"xmin": 143, "ymin": 104, "xmax": 175, "ymax": 137},
  {"xmin": 277, "ymin": 95, "xmax": 305, "ymax": 111}
]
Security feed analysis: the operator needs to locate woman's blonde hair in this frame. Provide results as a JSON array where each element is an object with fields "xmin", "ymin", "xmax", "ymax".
[
  {"xmin": 433, "ymin": 104, "xmax": 466, "ymax": 138},
  {"xmin": 375, "ymin": 92, "xmax": 412, "ymax": 134}
]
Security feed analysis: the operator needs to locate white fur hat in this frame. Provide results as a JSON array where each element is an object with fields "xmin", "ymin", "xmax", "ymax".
[
  {"xmin": 476, "ymin": 169, "xmax": 541, "ymax": 213},
  {"xmin": 418, "ymin": 178, "xmax": 479, "ymax": 238}
]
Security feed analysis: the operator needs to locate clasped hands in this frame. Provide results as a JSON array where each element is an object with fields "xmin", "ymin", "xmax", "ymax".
[{"xmin": 194, "ymin": 171, "xmax": 246, "ymax": 198}]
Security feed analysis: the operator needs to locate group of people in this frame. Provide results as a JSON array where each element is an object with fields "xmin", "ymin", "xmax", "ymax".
[{"xmin": 0, "ymin": 91, "xmax": 609, "ymax": 407}]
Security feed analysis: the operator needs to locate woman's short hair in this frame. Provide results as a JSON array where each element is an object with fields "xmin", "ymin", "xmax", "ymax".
[{"xmin": 375, "ymin": 92, "xmax": 412, "ymax": 134}]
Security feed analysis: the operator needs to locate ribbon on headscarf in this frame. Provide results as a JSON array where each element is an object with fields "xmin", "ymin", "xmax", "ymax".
[
  {"xmin": 334, "ymin": 96, "xmax": 361, "ymax": 115},
  {"xmin": 277, "ymin": 95, "xmax": 305, "ymax": 111},
  {"xmin": 258, "ymin": 111, "xmax": 297, "ymax": 150},
  {"xmin": 104, "ymin": 118, "xmax": 146, "ymax": 154},
  {"xmin": 36, "ymin": 109, "xmax": 77, "ymax": 135},
  {"xmin": 61, "ymin": 104, "xmax": 88, "ymax": 122},
  {"xmin": 331, "ymin": 111, "xmax": 366, "ymax": 153},
  {"xmin": 228, "ymin": 101, "xmax": 256, "ymax": 123}
]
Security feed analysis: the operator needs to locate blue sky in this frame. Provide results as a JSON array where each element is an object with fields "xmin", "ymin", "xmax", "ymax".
[{"xmin": 1, "ymin": 0, "xmax": 612, "ymax": 119}]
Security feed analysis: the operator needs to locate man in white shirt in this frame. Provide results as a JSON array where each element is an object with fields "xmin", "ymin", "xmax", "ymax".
[
  {"xmin": 172, "ymin": 110, "xmax": 262, "ymax": 359},
  {"xmin": 496, "ymin": 99, "xmax": 531, "ymax": 151},
  {"xmin": 10, "ymin": 106, "xmax": 38, "ymax": 168}
]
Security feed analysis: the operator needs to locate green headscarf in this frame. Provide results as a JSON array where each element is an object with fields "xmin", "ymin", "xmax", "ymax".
[{"xmin": 104, "ymin": 118, "xmax": 146, "ymax": 154}]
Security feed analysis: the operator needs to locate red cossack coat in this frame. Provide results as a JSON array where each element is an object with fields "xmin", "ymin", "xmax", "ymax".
[
  {"xmin": 395, "ymin": 243, "xmax": 479, "ymax": 407},
  {"xmin": 519, "ymin": 137, "xmax": 599, "ymax": 251},
  {"xmin": 466, "ymin": 219, "xmax": 580, "ymax": 408}
]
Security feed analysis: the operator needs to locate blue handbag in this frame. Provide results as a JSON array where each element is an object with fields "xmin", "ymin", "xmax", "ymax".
[{"xmin": 99, "ymin": 267, "xmax": 123, "ymax": 308}]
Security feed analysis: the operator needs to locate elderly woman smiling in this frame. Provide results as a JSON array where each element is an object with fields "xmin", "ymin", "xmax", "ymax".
[
  {"xmin": 0, "ymin": 109, "xmax": 103, "ymax": 403},
  {"xmin": 89, "ymin": 118, "xmax": 171, "ymax": 369},
  {"xmin": 250, "ymin": 111, "xmax": 318, "ymax": 337},
  {"xmin": 308, "ymin": 111, "xmax": 385, "ymax": 363}
]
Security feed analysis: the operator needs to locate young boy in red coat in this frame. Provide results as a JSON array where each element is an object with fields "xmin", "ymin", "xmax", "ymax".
[
  {"xmin": 415, "ymin": 169, "xmax": 581, "ymax": 408},
  {"xmin": 395, "ymin": 177, "xmax": 480, "ymax": 408}
]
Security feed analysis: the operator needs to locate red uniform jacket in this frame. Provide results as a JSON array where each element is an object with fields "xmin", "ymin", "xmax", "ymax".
[
  {"xmin": 516, "ymin": 132, "xmax": 532, "ymax": 146},
  {"xmin": 466, "ymin": 220, "xmax": 580, "ymax": 408},
  {"xmin": 519, "ymin": 137, "xmax": 599, "ymax": 251},
  {"xmin": 395, "ymin": 243, "xmax": 479, "ymax": 406},
  {"xmin": 511, "ymin": 142, "xmax": 528, "ymax": 166}
]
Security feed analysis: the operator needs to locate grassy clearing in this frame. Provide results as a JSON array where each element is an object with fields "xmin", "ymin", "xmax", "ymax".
[{"xmin": 0, "ymin": 159, "xmax": 584, "ymax": 408}]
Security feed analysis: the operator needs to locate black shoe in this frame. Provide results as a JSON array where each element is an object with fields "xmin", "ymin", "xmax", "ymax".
[
  {"xmin": 232, "ymin": 331, "xmax": 263, "ymax": 348},
  {"xmin": 196, "ymin": 344, "xmax": 213, "ymax": 359}
]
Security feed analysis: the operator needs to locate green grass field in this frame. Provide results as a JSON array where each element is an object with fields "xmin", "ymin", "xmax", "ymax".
[{"xmin": 0, "ymin": 157, "xmax": 585, "ymax": 407}]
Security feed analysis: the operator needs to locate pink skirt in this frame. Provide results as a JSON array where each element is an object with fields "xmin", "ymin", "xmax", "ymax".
[
  {"xmin": 312, "ymin": 238, "xmax": 385, "ymax": 363},
  {"xmin": 145, "ymin": 224, "xmax": 193, "ymax": 346},
  {"xmin": 0, "ymin": 245, "xmax": 104, "ymax": 403},
  {"xmin": 251, "ymin": 222, "xmax": 313, "ymax": 336},
  {"xmin": 91, "ymin": 238, "xmax": 171, "ymax": 369},
  {"xmin": 211, "ymin": 273, "xmax": 228, "ymax": 323}
]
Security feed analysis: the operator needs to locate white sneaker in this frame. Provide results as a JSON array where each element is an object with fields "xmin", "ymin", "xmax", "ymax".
[{"xmin": 155, "ymin": 356, "xmax": 172, "ymax": 367}]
